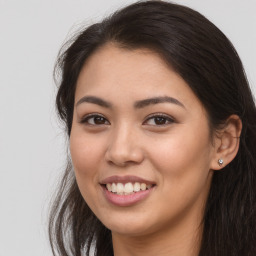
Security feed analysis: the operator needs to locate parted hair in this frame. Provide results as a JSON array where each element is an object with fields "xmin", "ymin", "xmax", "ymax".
[{"xmin": 49, "ymin": 1, "xmax": 256, "ymax": 255}]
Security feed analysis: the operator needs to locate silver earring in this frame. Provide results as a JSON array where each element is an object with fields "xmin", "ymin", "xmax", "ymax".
[{"xmin": 218, "ymin": 158, "xmax": 224, "ymax": 166}]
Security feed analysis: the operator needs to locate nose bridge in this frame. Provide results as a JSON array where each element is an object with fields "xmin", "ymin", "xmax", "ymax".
[{"xmin": 105, "ymin": 121, "xmax": 143, "ymax": 166}]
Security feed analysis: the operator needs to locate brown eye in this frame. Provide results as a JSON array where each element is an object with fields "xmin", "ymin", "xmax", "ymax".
[
  {"xmin": 93, "ymin": 116, "xmax": 107, "ymax": 124},
  {"xmin": 144, "ymin": 114, "xmax": 174, "ymax": 126},
  {"xmin": 81, "ymin": 114, "xmax": 110, "ymax": 125},
  {"xmin": 154, "ymin": 117, "xmax": 168, "ymax": 125}
]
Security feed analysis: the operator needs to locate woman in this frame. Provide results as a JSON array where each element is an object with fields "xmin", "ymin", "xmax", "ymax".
[{"xmin": 49, "ymin": 1, "xmax": 256, "ymax": 255}]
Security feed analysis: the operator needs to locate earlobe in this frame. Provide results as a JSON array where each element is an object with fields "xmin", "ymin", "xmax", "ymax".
[{"xmin": 211, "ymin": 115, "xmax": 242, "ymax": 170}]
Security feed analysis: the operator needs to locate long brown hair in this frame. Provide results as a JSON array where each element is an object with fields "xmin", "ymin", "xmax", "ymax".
[{"xmin": 49, "ymin": 1, "xmax": 256, "ymax": 255}]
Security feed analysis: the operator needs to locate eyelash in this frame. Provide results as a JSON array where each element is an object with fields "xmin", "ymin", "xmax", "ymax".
[
  {"xmin": 143, "ymin": 113, "xmax": 175, "ymax": 126},
  {"xmin": 80, "ymin": 113, "xmax": 175, "ymax": 126},
  {"xmin": 80, "ymin": 113, "xmax": 110, "ymax": 125}
]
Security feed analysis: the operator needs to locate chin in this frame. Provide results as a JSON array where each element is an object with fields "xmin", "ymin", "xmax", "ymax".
[
  {"xmin": 109, "ymin": 223, "xmax": 151, "ymax": 237},
  {"xmin": 99, "ymin": 210, "xmax": 158, "ymax": 237}
]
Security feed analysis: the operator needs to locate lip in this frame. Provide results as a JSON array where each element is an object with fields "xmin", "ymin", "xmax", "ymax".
[
  {"xmin": 100, "ymin": 175, "xmax": 155, "ymax": 185},
  {"xmin": 100, "ymin": 175, "xmax": 156, "ymax": 207},
  {"xmin": 102, "ymin": 185, "xmax": 155, "ymax": 207}
]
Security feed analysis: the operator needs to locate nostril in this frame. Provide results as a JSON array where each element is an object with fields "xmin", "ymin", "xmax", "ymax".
[{"xmin": 105, "ymin": 141, "xmax": 144, "ymax": 166}]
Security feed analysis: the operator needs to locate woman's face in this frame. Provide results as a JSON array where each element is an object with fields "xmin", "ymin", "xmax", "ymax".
[{"xmin": 70, "ymin": 44, "xmax": 216, "ymax": 237}]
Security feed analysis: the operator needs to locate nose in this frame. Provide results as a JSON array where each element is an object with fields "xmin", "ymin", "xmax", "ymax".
[{"xmin": 105, "ymin": 124, "xmax": 144, "ymax": 167}]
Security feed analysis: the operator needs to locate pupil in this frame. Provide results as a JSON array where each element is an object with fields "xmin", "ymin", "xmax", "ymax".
[
  {"xmin": 155, "ymin": 117, "xmax": 166, "ymax": 125},
  {"xmin": 95, "ymin": 116, "xmax": 105, "ymax": 124}
]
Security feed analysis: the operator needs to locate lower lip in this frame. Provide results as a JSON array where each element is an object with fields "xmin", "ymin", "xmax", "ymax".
[{"xmin": 102, "ymin": 186, "xmax": 154, "ymax": 207}]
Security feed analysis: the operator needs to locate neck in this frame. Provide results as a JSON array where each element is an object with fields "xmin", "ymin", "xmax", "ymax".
[{"xmin": 112, "ymin": 214, "xmax": 203, "ymax": 256}]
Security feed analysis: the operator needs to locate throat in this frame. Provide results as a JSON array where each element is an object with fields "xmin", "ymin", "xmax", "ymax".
[{"xmin": 111, "ymin": 224, "xmax": 202, "ymax": 256}]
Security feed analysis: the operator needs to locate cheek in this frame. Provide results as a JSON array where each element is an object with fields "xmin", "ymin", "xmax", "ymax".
[
  {"xmin": 69, "ymin": 130, "xmax": 107, "ymax": 201},
  {"xmin": 147, "ymin": 124, "xmax": 213, "ymax": 195},
  {"xmin": 69, "ymin": 131, "xmax": 109, "ymax": 214},
  {"xmin": 70, "ymin": 131, "xmax": 104, "ymax": 174},
  {"xmin": 150, "ymin": 135, "xmax": 211, "ymax": 170},
  {"xmin": 142, "ymin": 130, "xmax": 213, "ymax": 226}
]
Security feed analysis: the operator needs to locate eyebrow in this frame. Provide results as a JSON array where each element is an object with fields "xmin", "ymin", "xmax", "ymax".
[
  {"xmin": 76, "ymin": 95, "xmax": 185, "ymax": 109},
  {"xmin": 134, "ymin": 96, "xmax": 185, "ymax": 109},
  {"xmin": 76, "ymin": 96, "xmax": 112, "ymax": 108}
]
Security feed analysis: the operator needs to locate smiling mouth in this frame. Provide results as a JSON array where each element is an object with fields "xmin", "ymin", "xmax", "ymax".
[
  {"xmin": 104, "ymin": 182, "xmax": 154, "ymax": 195},
  {"xmin": 100, "ymin": 176, "xmax": 156, "ymax": 206}
]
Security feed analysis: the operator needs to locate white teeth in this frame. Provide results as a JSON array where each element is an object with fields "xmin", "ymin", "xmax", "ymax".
[
  {"xmin": 106, "ymin": 182, "xmax": 153, "ymax": 194},
  {"xmin": 111, "ymin": 183, "xmax": 117, "ymax": 193},
  {"xmin": 140, "ymin": 183, "xmax": 146, "ymax": 191},
  {"xmin": 116, "ymin": 183, "xmax": 124, "ymax": 194},
  {"xmin": 106, "ymin": 183, "xmax": 112, "ymax": 191},
  {"xmin": 124, "ymin": 182, "xmax": 133, "ymax": 193},
  {"xmin": 134, "ymin": 182, "xmax": 140, "ymax": 192}
]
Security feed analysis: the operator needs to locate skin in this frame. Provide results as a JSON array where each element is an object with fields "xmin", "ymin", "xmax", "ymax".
[{"xmin": 70, "ymin": 43, "xmax": 241, "ymax": 256}]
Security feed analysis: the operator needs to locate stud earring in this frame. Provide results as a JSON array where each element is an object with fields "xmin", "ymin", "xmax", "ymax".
[{"xmin": 218, "ymin": 158, "xmax": 224, "ymax": 166}]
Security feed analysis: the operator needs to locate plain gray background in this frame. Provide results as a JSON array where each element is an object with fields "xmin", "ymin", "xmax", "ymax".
[{"xmin": 0, "ymin": 0, "xmax": 255, "ymax": 255}]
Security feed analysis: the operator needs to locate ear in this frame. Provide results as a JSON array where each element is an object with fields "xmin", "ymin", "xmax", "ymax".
[{"xmin": 211, "ymin": 115, "xmax": 242, "ymax": 170}]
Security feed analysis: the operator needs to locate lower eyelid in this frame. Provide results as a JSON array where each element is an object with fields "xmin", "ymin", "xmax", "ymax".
[
  {"xmin": 79, "ymin": 114, "xmax": 110, "ymax": 124},
  {"xmin": 79, "ymin": 113, "xmax": 174, "ymax": 126},
  {"xmin": 143, "ymin": 115, "xmax": 175, "ymax": 125}
]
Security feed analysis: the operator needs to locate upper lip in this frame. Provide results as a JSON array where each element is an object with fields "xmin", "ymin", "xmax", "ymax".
[{"xmin": 100, "ymin": 175, "xmax": 156, "ymax": 185}]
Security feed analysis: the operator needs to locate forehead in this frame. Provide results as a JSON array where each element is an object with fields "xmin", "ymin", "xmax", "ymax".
[
  {"xmin": 75, "ymin": 43, "xmax": 202, "ymax": 110},
  {"xmin": 76, "ymin": 43, "xmax": 170, "ymax": 89}
]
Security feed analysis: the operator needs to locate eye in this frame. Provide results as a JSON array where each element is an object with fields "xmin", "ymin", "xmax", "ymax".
[
  {"xmin": 80, "ymin": 114, "xmax": 110, "ymax": 125},
  {"xmin": 143, "ymin": 114, "xmax": 174, "ymax": 126}
]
